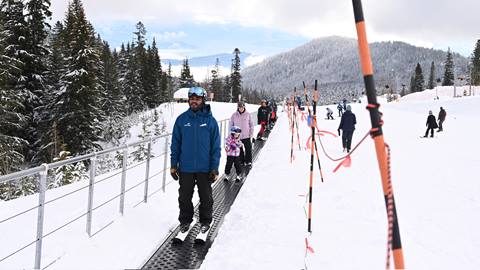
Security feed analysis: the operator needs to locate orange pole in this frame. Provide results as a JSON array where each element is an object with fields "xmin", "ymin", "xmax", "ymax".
[{"xmin": 352, "ymin": 0, "xmax": 405, "ymax": 268}]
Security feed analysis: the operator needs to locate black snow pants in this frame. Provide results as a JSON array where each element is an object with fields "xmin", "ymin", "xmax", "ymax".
[
  {"xmin": 178, "ymin": 172, "xmax": 213, "ymax": 225},
  {"xmin": 240, "ymin": 138, "xmax": 252, "ymax": 164}
]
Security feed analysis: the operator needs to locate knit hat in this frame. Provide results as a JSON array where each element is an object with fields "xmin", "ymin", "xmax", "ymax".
[
  {"xmin": 429, "ymin": 110, "xmax": 432, "ymax": 115},
  {"xmin": 346, "ymin": 105, "xmax": 352, "ymax": 111}
]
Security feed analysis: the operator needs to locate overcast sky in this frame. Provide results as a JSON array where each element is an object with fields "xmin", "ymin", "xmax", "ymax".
[{"xmin": 50, "ymin": 0, "xmax": 478, "ymax": 61}]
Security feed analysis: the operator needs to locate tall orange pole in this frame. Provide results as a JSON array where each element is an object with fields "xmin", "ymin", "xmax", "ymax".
[{"xmin": 351, "ymin": 0, "xmax": 405, "ymax": 268}]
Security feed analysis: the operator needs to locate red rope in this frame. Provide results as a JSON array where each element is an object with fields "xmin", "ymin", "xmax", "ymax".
[{"xmin": 385, "ymin": 143, "xmax": 394, "ymax": 270}]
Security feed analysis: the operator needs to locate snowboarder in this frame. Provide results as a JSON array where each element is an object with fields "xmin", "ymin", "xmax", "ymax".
[
  {"xmin": 338, "ymin": 105, "xmax": 356, "ymax": 153},
  {"xmin": 437, "ymin": 107, "xmax": 447, "ymax": 132},
  {"xmin": 326, "ymin": 107, "xmax": 334, "ymax": 120},
  {"xmin": 337, "ymin": 103, "xmax": 343, "ymax": 117},
  {"xmin": 424, "ymin": 110, "xmax": 438, "ymax": 138},
  {"xmin": 257, "ymin": 99, "xmax": 271, "ymax": 140},
  {"xmin": 229, "ymin": 101, "xmax": 254, "ymax": 168},
  {"xmin": 224, "ymin": 126, "xmax": 244, "ymax": 182},
  {"xmin": 170, "ymin": 87, "xmax": 221, "ymax": 235}
]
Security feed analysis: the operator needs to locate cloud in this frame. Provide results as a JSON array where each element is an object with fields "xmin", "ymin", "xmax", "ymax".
[
  {"xmin": 244, "ymin": 55, "xmax": 266, "ymax": 67},
  {"xmin": 152, "ymin": 31, "xmax": 187, "ymax": 42}
]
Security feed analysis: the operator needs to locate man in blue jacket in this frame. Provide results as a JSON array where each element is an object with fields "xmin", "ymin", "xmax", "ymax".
[
  {"xmin": 338, "ymin": 105, "xmax": 357, "ymax": 153},
  {"xmin": 170, "ymin": 87, "xmax": 221, "ymax": 234}
]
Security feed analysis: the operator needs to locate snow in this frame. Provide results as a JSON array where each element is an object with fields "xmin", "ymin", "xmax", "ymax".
[{"xmin": 1, "ymin": 86, "xmax": 480, "ymax": 269}]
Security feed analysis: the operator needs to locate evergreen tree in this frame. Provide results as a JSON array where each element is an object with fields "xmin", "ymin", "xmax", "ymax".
[
  {"xmin": 442, "ymin": 48, "xmax": 455, "ymax": 86},
  {"xmin": 123, "ymin": 42, "xmax": 143, "ymax": 113},
  {"xmin": 99, "ymin": 41, "xmax": 123, "ymax": 117},
  {"xmin": 413, "ymin": 63, "xmax": 425, "ymax": 92},
  {"xmin": 230, "ymin": 48, "xmax": 242, "ymax": 102},
  {"xmin": 223, "ymin": 75, "xmax": 232, "ymax": 102},
  {"xmin": 210, "ymin": 58, "xmax": 223, "ymax": 101},
  {"xmin": 179, "ymin": 58, "xmax": 194, "ymax": 88},
  {"xmin": 0, "ymin": 0, "xmax": 29, "ymax": 174},
  {"xmin": 54, "ymin": 0, "xmax": 103, "ymax": 155},
  {"xmin": 409, "ymin": 75, "xmax": 415, "ymax": 94},
  {"xmin": 166, "ymin": 62, "xmax": 174, "ymax": 100},
  {"xmin": 132, "ymin": 115, "xmax": 153, "ymax": 162},
  {"xmin": 427, "ymin": 61, "xmax": 435, "ymax": 90},
  {"xmin": 471, "ymin": 39, "xmax": 480, "ymax": 86}
]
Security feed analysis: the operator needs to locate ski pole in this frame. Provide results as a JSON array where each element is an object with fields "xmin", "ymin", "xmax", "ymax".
[
  {"xmin": 290, "ymin": 92, "xmax": 296, "ymax": 163},
  {"xmin": 307, "ymin": 80, "xmax": 318, "ymax": 233},
  {"xmin": 351, "ymin": 0, "xmax": 404, "ymax": 268}
]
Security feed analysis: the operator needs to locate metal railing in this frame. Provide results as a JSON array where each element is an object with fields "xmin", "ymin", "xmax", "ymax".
[{"xmin": 0, "ymin": 112, "xmax": 256, "ymax": 270}]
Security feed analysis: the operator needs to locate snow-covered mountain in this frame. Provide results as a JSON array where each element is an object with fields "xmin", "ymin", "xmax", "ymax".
[
  {"xmin": 162, "ymin": 52, "xmax": 252, "ymax": 68},
  {"xmin": 242, "ymin": 36, "xmax": 470, "ymax": 103}
]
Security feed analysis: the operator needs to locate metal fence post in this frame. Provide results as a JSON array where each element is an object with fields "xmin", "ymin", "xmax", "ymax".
[
  {"xmin": 86, "ymin": 155, "xmax": 96, "ymax": 236},
  {"xmin": 220, "ymin": 121, "xmax": 224, "ymax": 146},
  {"xmin": 144, "ymin": 140, "xmax": 151, "ymax": 203},
  {"xmin": 162, "ymin": 136, "xmax": 168, "ymax": 192},
  {"xmin": 120, "ymin": 147, "xmax": 128, "ymax": 215},
  {"xmin": 34, "ymin": 164, "xmax": 48, "ymax": 270}
]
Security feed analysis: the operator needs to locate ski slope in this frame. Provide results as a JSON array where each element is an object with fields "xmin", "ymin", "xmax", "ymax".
[{"xmin": 1, "ymin": 86, "xmax": 480, "ymax": 269}]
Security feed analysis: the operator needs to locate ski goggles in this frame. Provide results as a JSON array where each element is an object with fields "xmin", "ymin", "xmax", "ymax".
[{"xmin": 188, "ymin": 87, "xmax": 205, "ymax": 98}]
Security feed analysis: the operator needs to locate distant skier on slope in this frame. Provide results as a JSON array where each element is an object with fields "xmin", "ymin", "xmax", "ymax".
[
  {"xmin": 326, "ymin": 107, "xmax": 334, "ymax": 120},
  {"xmin": 437, "ymin": 107, "xmax": 447, "ymax": 132},
  {"xmin": 423, "ymin": 110, "xmax": 438, "ymax": 138},
  {"xmin": 338, "ymin": 105, "xmax": 356, "ymax": 153},
  {"xmin": 337, "ymin": 103, "xmax": 343, "ymax": 117},
  {"xmin": 257, "ymin": 99, "xmax": 271, "ymax": 140}
]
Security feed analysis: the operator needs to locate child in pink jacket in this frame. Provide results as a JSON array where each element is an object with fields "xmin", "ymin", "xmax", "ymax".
[{"xmin": 225, "ymin": 126, "xmax": 244, "ymax": 182}]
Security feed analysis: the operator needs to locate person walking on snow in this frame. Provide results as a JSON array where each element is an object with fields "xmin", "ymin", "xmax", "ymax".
[
  {"xmin": 229, "ymin": 101, "xmax": 254, "ymax": 168},
  {"xmin": 437, "ymin": 107, "xmax": 447, "ymax": 132},
  {"xmin": 257, "ymin": 99, "xmax": 271, "ymax": 140},
  {"xmin": 337, "ymin": 103, "xmax": 343, "ymax": 117},
  {"xmin": 224, "ymin": 126, "xmax": 244, "ymax": 182},
  {"xmin": 424, "ymin": 110, "xmax": 438, "ymax": 138},
  {"xmin": 170, "ymin": 87, "xmax": 221, "ymax": 235},
  {"xmin": 326, "ymin": 107, "xmax": 334, "ymax": 120},
  {"xmin": 338, "ymin": 105, "xmax": 356, "ymax": 153}
]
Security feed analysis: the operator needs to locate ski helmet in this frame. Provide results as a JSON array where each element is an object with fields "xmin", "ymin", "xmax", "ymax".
[
  {"xmin": 237, "ymin": 101, "xmax": 245, "ymax": 108},
  {"xmin": 188, "ymin": 87, "xmax": 207, "ymax": 102},
  {"xmin": 230, "ymin": 126, "xmax": 242, "ymax": 134}
]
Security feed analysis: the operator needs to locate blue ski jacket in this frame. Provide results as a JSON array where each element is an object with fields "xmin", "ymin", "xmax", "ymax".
[{"xmin": 170, "ymin": 104, "xmax": 221, "ymax": 173}]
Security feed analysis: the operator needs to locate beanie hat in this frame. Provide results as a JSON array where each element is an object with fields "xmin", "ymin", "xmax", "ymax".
[{"xmin": 346, "ymin": 105, "xmax": 352, "ymax": 111}]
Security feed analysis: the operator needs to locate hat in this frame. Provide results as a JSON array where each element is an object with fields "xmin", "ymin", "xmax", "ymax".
[
  {"xmin": 346, "ymin": 105, "xmax": 352, "ymax": 111},
  {"xmin": 429, "ymin": 110, "xmax": 432, "ymax": 115},
  {"xmin": 237, "ymin": 101, "xmax": 245, "ymax": 107}
]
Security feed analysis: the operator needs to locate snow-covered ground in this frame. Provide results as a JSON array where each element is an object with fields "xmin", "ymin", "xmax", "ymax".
[{"xmin": 1, "ymin": 86, "xmax": 479, "ymax": 269}]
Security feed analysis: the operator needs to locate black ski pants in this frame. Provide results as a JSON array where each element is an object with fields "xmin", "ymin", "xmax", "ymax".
[
  {"xmin": 438, "ymin": 120, "xmax": 444, "ymax": 131},
  {"xmin": 178, "ymin": 172, "xmax": 213, "ymax": 225},
  {"xmin": 240, "ymin": 138, "xmax": 252, "ymax": 164},
  {"xmin": 342, "ymin": 130, "xmax": 354, "ymax": 151},
  {"xmin": 425, "ymin": 127, "xmax": 435, "ymax": 137},
  {"xmin": 225, "ymin": 156, "xmax": 242, "ymax": 175}
]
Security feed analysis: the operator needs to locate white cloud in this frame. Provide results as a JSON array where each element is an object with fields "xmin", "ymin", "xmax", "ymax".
[
  {"xmin": 244, "ymin": 55, "xmax": 266, "ymax": 67},
  {"xmin": 152, "ymin": 31, "xmax": 187, "ymax": 42}
]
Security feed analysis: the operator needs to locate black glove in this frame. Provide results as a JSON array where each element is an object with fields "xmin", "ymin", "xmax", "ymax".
[
  {"xmin": 252, "ymin": 138, "xmax": 255, "ymax": 144},
  {"xmin": 337, "ymin": 129, "xmax": 341, "ymax": 136},
  {"xmin": 170, "ymin": 167, "xmax": 179, "ymax": 180},
  {"xmin": 209, "ymin": 170, "xmax": 219, "ymax": 183}
]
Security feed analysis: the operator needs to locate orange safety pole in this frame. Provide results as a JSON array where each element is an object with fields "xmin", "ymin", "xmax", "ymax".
[
  {"xmin": 307, "ymin": 80, "xmax": 318, "ymax": 233},
  {"xmin": 351, "ymin": 0, "xmax": 405, "ymax": 268},
  {"xmin": 290, "ymin": 89, "xmax": 297, "ymax": 162}
]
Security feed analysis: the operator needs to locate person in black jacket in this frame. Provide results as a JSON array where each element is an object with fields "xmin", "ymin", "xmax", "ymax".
[
  {"xmin": 437, "ymin": 107, "xmax": 446, "ymax": 132},
  {"xmin": 338, "ymin": 105, "xmax": 356, "ymax": 153},
  {"xmin": 257, "ymin": 99, "xmax": 271, "ymax": 140},
  {"xmin": 424, "ymin": 110, "xmax": 438, "ymax": 137}
]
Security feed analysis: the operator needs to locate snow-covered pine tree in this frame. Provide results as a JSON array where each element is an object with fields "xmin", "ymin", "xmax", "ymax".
[
  {"xmin": 179, "ymin": 58, "xmax": 194, "ymax": 88},
  {"xmin": 409, "ymin": 75, "xmax": 415, "ymax": 94},
  {"xmin": 166, "ymin": 62, "xmax": 174, "ymax": 100},
  {"xmin": 471, "ymin": 40, "xmax": 480, "ymax": 86},
  {"xmin": 54, "ymin": 0, "xmax": 103, "ymax": 156},
  {"xmin": 442, "ymin": 48, "xmax": 455, "ymax": 86},
  {"xmin": 414, "ymin": 63, "xmax": 425, "ymax": 92},
  {"xmin": 0, "ymin": 0, "xmax": 29, "ymax": 176},
  {"xmin": 99, "ymin": 41, "xmax": 124, "ymax": 118},
  {"xmin": 210, "ymin": 58, "xmax": 223, "ymax": 102},
  {"xmin": 123, "ymin": 42, "xmax": 144, "ymax": 114},
  {"xmin": 152, "ymin": 109, "xmax": 166, "ymax": 137},
  {"xmin": 230, "ymin": 48, "xmax": 242, "ymax": 102},
  {"xmin": 48, "ymin": 149, "xmax": 74, "ymax": 188},
  {"xmin": 427, "ymin": 61, "xmax": 435, "ymax": 90},
  {"xmin": 223, "ymin": 75, "xmax": 232, "ymax": 102},
  {"xmin": 132, "ymin": 114, "xmax": 153, "ymax": 162}
]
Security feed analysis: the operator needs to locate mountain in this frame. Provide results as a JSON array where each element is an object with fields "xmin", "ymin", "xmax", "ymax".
[
  {"xmin": 241, "ymin": 36, "xmax": 470, "ymax": 104},
  {"xmin": 162, "ymin": 52, "xmax": 252, "ymax": 68}
]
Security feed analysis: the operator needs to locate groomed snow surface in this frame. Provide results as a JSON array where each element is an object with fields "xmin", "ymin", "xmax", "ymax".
[{"xmin": 1, "ymin": 86, "xmax": 479, "ymax": 269}]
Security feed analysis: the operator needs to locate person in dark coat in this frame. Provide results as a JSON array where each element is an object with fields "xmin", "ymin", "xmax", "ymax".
[
  {"xmin": 337, "ymin": 103, "xmax": 343, "ymax": 117},
  {"xmin": 338, "ymin": 105, "xmax": 356, "ymax": 153},
  {"xmin": 170, "ymin": 87, "xmax": 221, "ymax": 234},
  {"xmin": 257, "ymin": 99, "xmax": 271, "ymax": 140},
  {"xmin": 437, "ymin": 107, "xmax": 447, "ymax": 132},
  {"xmin": 424, "ymin": 110, "xmax": 438, "ymax": 137}
]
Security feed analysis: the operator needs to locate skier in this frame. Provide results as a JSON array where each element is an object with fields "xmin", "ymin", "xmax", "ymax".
[
  {"xmin": 437, "ymin": 107, "xmax": 447, "ymax": 132},
  {"xmin": 338, "ymin": 105, "xmax": 356, "ymax": 153},
  {"xmin": 224, "ymin": 126, "xmax": 244, "ymax": 182},
  {"xmin": 424, "ymin": 110, "xmax": 438, "ymax": 138},
  {"xmin": 326, "ymin": 107, "xmax": 334, "ymax": 120},
  {"xmin": 257, "ymin": 99, "xmax": 271, "ymax": 140},
  {"xmin": 229, "ymin": 101, "xmax": 254, "ymax": 168},
  {"xmin": 170, "ymin": 86, "xmax": 221, "ymax": 235},
  {"xmin": 337, "ymin": 103, "xmax": 343, "ymax": 117},
  {"xmin": 342, "ymin": 98, "xmax": 347, "ymax": 111}
]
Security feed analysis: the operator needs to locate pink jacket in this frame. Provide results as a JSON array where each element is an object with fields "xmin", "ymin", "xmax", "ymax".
[
  {"xmin": 225, "ymin": 136, "xmax": 244, "ymax": 157},
  {"xmin": 229, "ymin": 110, "xmax": 254, "ymax": 140}
]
